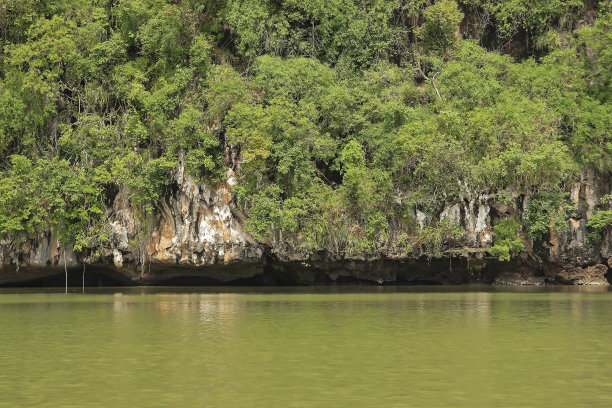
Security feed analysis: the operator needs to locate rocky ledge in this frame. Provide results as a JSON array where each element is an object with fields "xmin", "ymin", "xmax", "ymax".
[{"xmin": 1, "ymin": 168, "xmax": 611, "ymax": 287}]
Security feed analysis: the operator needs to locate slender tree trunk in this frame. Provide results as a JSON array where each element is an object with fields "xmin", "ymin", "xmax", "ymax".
[
  {"xmin": 82, "ymin": 263, "xmax": 86, "ymax": 293},
  {"xmin": 63, "ymin": 249, "xmax": 68, "ymax": 294},
  {"xmin": 431, "ymin": 71, "xmax": 442, "ymax": 102}
]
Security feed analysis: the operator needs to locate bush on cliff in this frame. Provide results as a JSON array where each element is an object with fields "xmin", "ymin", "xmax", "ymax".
[{"xmin": 490, "ymin": 219, "xmax": 524, "ymax": 262}]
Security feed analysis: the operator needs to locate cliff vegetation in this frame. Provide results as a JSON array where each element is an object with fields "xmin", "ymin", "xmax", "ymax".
[{"xmin": 0, "ymin": 0, "xmax": 611, "ymax": 266}]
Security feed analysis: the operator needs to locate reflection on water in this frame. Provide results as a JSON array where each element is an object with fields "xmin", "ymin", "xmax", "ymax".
[{"xmin": 1, "ymin": 286, "xmax": 611, "ymax": 408}]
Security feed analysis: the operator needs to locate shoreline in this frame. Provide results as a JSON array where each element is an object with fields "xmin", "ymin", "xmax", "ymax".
[{"xmin": 2, "ymin": 257, "xmax": 609, "ymax": 287}]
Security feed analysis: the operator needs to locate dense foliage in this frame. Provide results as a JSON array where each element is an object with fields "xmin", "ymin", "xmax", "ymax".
[
  {"xmin": 490, "ymin": 218, "xmax": 524, "ymax": 262},
  {"xmin": 0, "ymin": 0, "xmax": 610, "ymax": 257}
]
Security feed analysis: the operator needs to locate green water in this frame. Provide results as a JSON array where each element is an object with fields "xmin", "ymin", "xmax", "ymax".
[{"xmin": 1, "ymin": 286, "xmax": 611, "ymax": 408}]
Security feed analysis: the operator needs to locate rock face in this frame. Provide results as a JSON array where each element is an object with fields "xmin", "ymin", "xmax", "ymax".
[
  {"xmin": 1, "ymin": 168, "xmax": 611, "ymax": 286},
  {"xmin": 99, "ymin": 168, "xmax": 264, "ymax": 284},
  {"xmin": 144, "ymin": 168, "xmax": 262, "ymax": 267}
]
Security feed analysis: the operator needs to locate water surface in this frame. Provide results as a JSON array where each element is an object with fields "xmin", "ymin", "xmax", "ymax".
[{"xmin": 1, "ymin": 286, "xmax": 611, "ymax": 407}]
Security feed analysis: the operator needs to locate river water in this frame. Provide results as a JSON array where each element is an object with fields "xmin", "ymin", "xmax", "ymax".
[{"xmin": 1, "ymin": 286, "xmax": 611, "ymax": 407}]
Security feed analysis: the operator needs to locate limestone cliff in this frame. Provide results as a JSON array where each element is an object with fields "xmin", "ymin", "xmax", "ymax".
[{"xmin": 1, "ymin": 168, "xmax": 610, "ymax": 286}]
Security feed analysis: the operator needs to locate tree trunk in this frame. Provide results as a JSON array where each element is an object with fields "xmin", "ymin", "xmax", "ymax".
[
  {"xmin": 63, "ymin": 249, "xmax": 68, "ymax": 294},
  {"xmin": 82, "ymin": 263, "xmax": 86, "ymax": 293}
]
